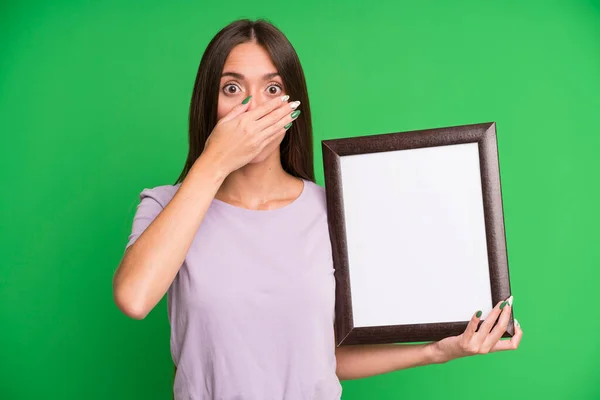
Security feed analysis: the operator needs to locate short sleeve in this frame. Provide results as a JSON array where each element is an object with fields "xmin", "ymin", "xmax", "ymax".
[{"xmin": 125, "ymin": 187, "xmax": 169, "ymax": 250}]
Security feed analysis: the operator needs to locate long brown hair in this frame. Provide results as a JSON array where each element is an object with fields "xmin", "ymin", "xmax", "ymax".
[{"xmin": 174, "ymin": 19, "xmax": 315, "ymax": 184}]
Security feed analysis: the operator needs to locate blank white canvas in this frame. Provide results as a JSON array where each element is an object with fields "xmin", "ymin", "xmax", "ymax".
[{"xmin": 340, "ymin": 142, "xmax": 493, "ymax": 328}]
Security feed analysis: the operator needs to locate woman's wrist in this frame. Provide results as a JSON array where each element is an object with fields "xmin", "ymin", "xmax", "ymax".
[
  {"xmin": 191, "ymin": 151, "xmax": 229, "ymax": 186},
  {"xmin": 425, "ymin": 341, "xmax": 452, "ymax": 365}
]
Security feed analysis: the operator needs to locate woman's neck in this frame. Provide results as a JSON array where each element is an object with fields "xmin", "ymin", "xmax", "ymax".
[{"xmin": 215, "ymin": 154, "xmax": 302, "ymax": 210}]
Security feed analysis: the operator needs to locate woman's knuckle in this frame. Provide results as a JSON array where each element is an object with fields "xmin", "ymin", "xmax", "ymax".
[{"xmin": 467, "ymin": 344, "xmax": 479, "ymax": 355}]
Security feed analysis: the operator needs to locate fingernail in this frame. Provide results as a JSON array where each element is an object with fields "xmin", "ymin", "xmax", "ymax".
[
  {"xmin": 514, "ymin": 319, "xmax": 520, "ymax": 328},
  {"xmin": 284, "ymin": 122, "xmax": 292, "ymax": 129},
  {"xmin": 506, "ymin": 295, "xmax": 513, "ymax": 307},
  {"xmin": 476, "ymin": 310, "xmax": 482, "ymax": 318},
  {"xmin": 242, "ymin": 96, "xmax": 252, "ymax": 104},
  {"xmin": 289, "ymin": 101, "xmax": 301, "ymax": 109},
  {"xmin": 291, "ymin": 110, "xmax": 301, "ymax": 119},
  {"xmin": 281, "ymin": 95, "xmax": 290, "ymax": 102},
  {"xmin": 500, "ymin": 301, "xmax": 508, "ymax": 310}
]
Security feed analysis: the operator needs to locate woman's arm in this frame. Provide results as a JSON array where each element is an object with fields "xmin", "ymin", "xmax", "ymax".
[
  {"xmin": 335, "ymin": 341, "xmax": 443, "ymax": 380},
  {"xmin": 335, "ymin": 297, "xmax": 522, "ymax": 380},
  {"xmin": 113, "ymin": 96, "xmax": 309, "ymax": 320},
  {"xmin": 113, "ymin": 154, "xmax": 226, "ymax": 319}
]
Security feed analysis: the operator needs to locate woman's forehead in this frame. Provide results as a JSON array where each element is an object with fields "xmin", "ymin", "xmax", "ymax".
[{"xmin": 222, "ymin": 43, "xmax": 278, "ymax": 78}]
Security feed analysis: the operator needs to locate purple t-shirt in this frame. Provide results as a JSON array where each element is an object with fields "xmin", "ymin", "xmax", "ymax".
[{"xmin": 125, "ymin": 178, "xmax": 342, "ymax": 399}]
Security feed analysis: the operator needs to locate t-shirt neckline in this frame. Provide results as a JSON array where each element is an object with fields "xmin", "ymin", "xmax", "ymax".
[{"xmin": 211, "ymin": 178, "xmax": 309, "ymax": 215}]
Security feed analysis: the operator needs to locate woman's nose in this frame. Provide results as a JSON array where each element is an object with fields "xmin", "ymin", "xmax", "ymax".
[{"xmin": 245, "ymin": 91, "xmax": 267, "ymax": 111}]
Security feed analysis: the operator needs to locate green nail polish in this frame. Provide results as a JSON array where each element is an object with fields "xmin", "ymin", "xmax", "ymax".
[
  {"xmin": 284, "ymin": 122, "xmax": 292, "ymax": 129},
  {"xmin": 291, "ymin": 110, "xmax": 301, "ymax": 119},
  {"xmin": 476, "ymin": 310, "xmax": 482, "ymax": 318},
  {"xmin": 500, "ymin": 301, "xmax": 508, "ymax": 310},
  {"xmin": 242, "ymin": 96, "xmax": 252, "ymax": 104}
]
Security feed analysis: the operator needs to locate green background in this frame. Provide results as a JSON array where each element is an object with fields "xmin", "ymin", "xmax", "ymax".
[{"xmin": 1, "ymin": 0, "xmax": 598, "ymax": 399}]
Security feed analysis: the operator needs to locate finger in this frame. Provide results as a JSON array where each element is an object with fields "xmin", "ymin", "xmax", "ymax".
[
  {"xmin": 462, "ymin": 310, "xmax": 483, "ymax": 343},
  {"xmin": 249, "ymin": 127, "xmax": 288, "ymax": 160},
  {"xmin": 481, "ymin": 298, "xmax": 513, "ymax": 350},
  {"xmin": 254, "ymin": 100, "xmax": 301, "ymax": 132},
  {"xmin": 244, "ymin": 94, "xmax": 290, "ymax": 121},
  {"xmin": 261, "ymin": 109, "xmax": 301, "ymax": 141},
  {"xmin": 217, "ymin": 96, "xmax": 253, "ymax": 125},
  {"xmin": 490, "ymin": 318, "xmax": 523, "ymax": 352},
  {"xmin": 477, "ymin": 296, "xmax": 511, "ymax": 337},
  {"xmin": 262, "ymin": 125, "xmax": 290, "ymax": 149}
]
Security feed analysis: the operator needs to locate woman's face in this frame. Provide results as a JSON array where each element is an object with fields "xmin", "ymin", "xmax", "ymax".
[{"xmin": 217, "ymin": 42, "xmax": 288, "ymax": 164}]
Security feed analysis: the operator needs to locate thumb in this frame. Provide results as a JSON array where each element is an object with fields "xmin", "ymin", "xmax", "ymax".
[{"xmin": 217, "ymin": 96, "xmax": 252, "ymax": 125}]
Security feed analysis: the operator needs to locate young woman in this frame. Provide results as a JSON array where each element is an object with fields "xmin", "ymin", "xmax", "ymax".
[{"xmin": 113, "ymin": 19, "xmax": 523, "ymax": 400}]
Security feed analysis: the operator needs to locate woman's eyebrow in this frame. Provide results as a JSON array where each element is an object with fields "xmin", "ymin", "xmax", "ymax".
[{"xmin": 221, "ymin": 72, "xmax": 280, "ymax": 80}]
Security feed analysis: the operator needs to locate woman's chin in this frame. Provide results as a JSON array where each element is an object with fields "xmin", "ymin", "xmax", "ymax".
[
  {"xmin": 246, "ymin": 154, "xmax": 268, "ymax": 165},
  {"xmin": 247, "ymin": 146, "xmax": 280, "ymax": 165}
]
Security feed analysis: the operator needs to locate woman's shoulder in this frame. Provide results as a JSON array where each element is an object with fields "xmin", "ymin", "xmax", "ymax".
[
  {"xmin": 302, "ymin": 179, "xmax": 327, "ymax": 209},
  {"xmin": 304, "ymin": 179, "xmax": 325, "ymax": 197},
  {"xmin": 136, "ymin": 182, "xmax": 182, "ymax": 207},
  {"xmin": 134, "ymin": 179, "xmax": 325, "ymax": 210}
]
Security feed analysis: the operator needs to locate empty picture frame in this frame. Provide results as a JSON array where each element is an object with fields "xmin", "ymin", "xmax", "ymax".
[{"xmin": 322, "ymin": 122, "xmax": 514, "ymax": 347}]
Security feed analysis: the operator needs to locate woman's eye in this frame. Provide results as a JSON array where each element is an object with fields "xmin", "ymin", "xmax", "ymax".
[
  {"xmin": 223, "ymin": 83, "xmax": 282, "ymax": 96},
  {"xmin": 223, "ymin": 84, "xmax": 240, "ymax": 94},
  {"xmin": 267, "ymin": 84, "xmax": 283, "ymax": 95}
]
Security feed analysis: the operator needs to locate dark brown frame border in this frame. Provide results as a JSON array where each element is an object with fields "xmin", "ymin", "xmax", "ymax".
[{"xmin": 322, "ymin": 122, "xmax": 514, "ymax": 346}]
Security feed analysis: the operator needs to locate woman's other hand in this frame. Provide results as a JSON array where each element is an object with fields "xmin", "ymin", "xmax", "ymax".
[{"xmin": 431, "ymin": 296, "xmax": 523, "ymax": 363}]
